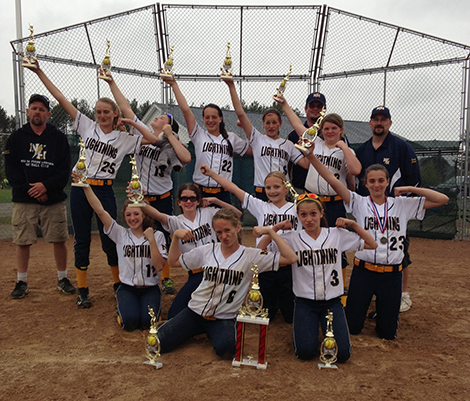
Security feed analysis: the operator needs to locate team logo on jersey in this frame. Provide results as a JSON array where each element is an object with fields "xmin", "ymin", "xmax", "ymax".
[
  {"xmin": 364, "ymin": 216, "xmax": 400, "ymax": 231},
  {"xmin": 181, "ymin": 223, "xmax": 212, "ymax": 245},
  {"xmin": 123, "ymin": 244, "xmax": 151, "ymax": 258},
  {"xmin": 202, "ymin": 143, "xmax": 230, "ymax": 155},
  {"xmin": 263, "ymin": 214, "xmax": 298, "ymax": 230},
  {"xmin": 30, "ymin": 143, "xmax": 47, "ymax": 160},
  {"xmin": 383, "ymin": 158, "xmax": 390, "ymax": 165},
  {"xmin": 85, "ymin": 137, "xmax": 118, "ymax": 159},
  {"xmin": 296, "ymin": 248, "xmax": 338, "ymax": 266},
  {"xmin": 204, "ymin": 266, "xmax": 244, "ymax": 286},
  {"xmin": 316, "ymin": 154, "xmax": 342, "ymax": 170},
  {"xmin": 260, "ymin": 146, "xmax": 289, "ymax": 161}
]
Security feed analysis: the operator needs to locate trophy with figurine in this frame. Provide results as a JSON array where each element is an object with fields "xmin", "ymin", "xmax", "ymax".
[
  {"xmin": 143, "ymin": 306, "xmax": 163, "ymax": 369},
  {"xmin": 294, "ymin": 106, "xmax": 326, "ymax": 154},
  {"xmin": 272, "ymin": 65, "xmax": 292, "ymax": 103},
  {"xmin": 22, "ymin": 24, "xmax": 38, "ymax": 69},
  {"xmin": 220, "ymin": 42, "xmax": 233, "ymax": 79},
  {"xmin": 160, "ymin": 45, "xmax": 175, "ymax": 80},
  {"xmin": 129, "ymin": 156, "xmax": 144, "ymax": 207},
  {"xmin": 72, "ymin": 139, "xmax": 89, "ymax": 187},
  {"xmin": 98, "ymin": 40, "xmax": 112, "ymax": 81},
  {"xmin": 318, "ymin": 310, "xmax": 338, "ymax": 370}
]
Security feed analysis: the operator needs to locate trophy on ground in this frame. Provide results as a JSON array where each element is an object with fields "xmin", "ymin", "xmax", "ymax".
[
  {"xmin": 98, "ymin": 40, "xmax": 112, "ymax": 81},
  {"xmin": 129, "ymin": 156, "xmax": 144, "ymax": 207},
  {"xmin": 160, "ymin": 45, "xmax": 175, "ymax": 80},
  {"xmin": 220, "ymin": 42, "xmax": 233, "ymax": 79},
  {"xmin": 143, "ymin": 306, "xmax": 163, "ymax": 369},
  {"xmin": 318, "ymin": 310, "xmax": 338, "ymax": 370},
  {"xmin": 272, "ymin": 65, "xmax": 292, "ymax": 103},
  {"xmin": 22, "ymin": 24, "xmax": 38, "ymax": 69},
  {"xmin": 232, "ymin": 263, "xmax": 270, "ymax": 370},
  {"xmin": 294, "ymin": 106, "xmax": 326, "ymax": 154},
  {"xmin": 72, "ymin": 139, "xmax": 89, "ymax": 187}
]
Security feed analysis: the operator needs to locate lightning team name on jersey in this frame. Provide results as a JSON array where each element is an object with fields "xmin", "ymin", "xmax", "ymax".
[
  {"xmin": 263, "ymin": 214, "xmax": 298, "ymax": 230},
  {"xmin": 364, "ymin": 216, "xmax": 400, "ymax": 231},
  {"xmin": 181, "ymin": 223, "xmax": 212, "ymax": 245},
  {"xmin": 123, "ymin": 244, "xmax": 151, "ymax": 258},
  {"xmin": 260, "ymin": 146, "xmax": 290, "ymax": 161},
  {"xmin": 203, "ymin": 266, "xmax": 244, "ymax": 286},
  {"xmin": 85, "ymin": 137, "xmax": 118, "ymax": 159},
  {"xmin": 202, "ymin": 143, "xmax": 230, "ymax": 155},
  {"xmin": 296, "ymin": 248, "xmax": 338, "ymax": 267},
  {"xmin": 138, "ymin": 145, "xmax": 161, "ymax": 161},
  {"xmin": 316, "ymin": 154, "xmax": 342, "ymax": 170}
]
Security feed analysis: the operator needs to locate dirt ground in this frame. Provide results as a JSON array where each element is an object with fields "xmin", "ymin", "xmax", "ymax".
[{"xmin": 1, "ymin": 232, "xmax": 469, "ymax": 401}]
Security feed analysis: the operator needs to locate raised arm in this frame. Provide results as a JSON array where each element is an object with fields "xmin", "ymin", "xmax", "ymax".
[
  {"xmin": 105, "ymin": 72, "xmax": 135, "ymax": 119},
  {"xmin": 140, "ymin": 203, "xmax": 169, "ymax": 227},
  {"xmin": 26, "ymin": 62, "xmax": 77, "ymax": 120},
  {"xmin": 162, "ymin": 124, "xmax": 191, "ymax": 165},
  {"xmin": 336, "ymin": 218, "xmax": 377, "ymax": 250},
  {"xmin": 200, "ymin": 164, "xmax": 246, "ymax": 202},
  {"xmin": 394, "ymin": 186, "xmax": 449, "ymax": 209},
  {"xmin": 82, "ymin": 185, "xmax": 113, "ymax": 230},
  {"xmin": 143, "ymin": 227, "xmax": 166, "ymax": 272},
  {"xmin": 273, "ymin": 96, "xmax": 306, "ymax": 138},
  {"xmin": 222, "ymin": 78, "xmax": 253, "ymax": 139},
  {"xmin": 335, "ymin": 141, "xmax": 362, "ymax": 176},
  {"xmin": 201, "ymin": 197, "xmax": 243, "ymax": 218},
  {"xmin": 168, "ymin": 229, "xmax": 194, "ymax": 267},
  {"xmin": 161, "ymin": 77, "xmax": 196, "ymax": 134},
  {"xmin": 119, "ymin": 118, "xmax": 158, "ymax": 145}
]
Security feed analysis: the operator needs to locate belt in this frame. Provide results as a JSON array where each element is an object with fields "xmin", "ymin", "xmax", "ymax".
[
  {"xmin": 318, "ymin": 195, "xmax": 342, "ymax": 202},
  {"xmin": 145, "ymin": 191, "xmax": 171, "ymax": 202},
  {"xmin": 201, "ymin": 315, "xmax": 217, "ymax": 321},
  {"xmin": 195, "ymin": 184, "xmax": 225, "ymax": 194},
  {"xmin": 354, "ymin": 258, "xmax": 402, "ymax": 273},
  {"xmin": 135, "ymin": 285, "xmax": 150, "ymax": 289},
  {"xmin": 255, "ymin": 186, "xmax": 265, "ymax": 194},
  {"xmin": 86, "ymin": 179, "xmax": 113, "ymax": 186},
  {"xmin": 189, "ymin": 268, "xmax": 204, "ymax": 276}
]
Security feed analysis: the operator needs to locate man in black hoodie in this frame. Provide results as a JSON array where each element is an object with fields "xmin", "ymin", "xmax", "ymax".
[{"xmin": 5, "ymin": 94, "xmax": 75, "ymax": 299}]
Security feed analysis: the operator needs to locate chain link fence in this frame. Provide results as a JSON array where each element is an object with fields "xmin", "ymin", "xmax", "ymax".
[{"xmin": 5, "ymin": 4, "xmax": 470, "ymax": 240}]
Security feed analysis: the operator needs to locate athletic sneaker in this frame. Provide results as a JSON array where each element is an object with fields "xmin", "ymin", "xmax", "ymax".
[
  {"xmin": 57, "ymin": 277, "xmax": 76, "ymax": 294},
  {"xmin": 77, "ymin": 287, "xmax": 92, "ymax": 308},
  {"xmin": 11, "ymin": 281, "xmax": 29, "ymax": 299},
  {"xmin": 400, "ymin": 292, "xmax": 412, "ymax": 313},
  {"xmin": 161, "ymin": 278, "xmax": 175, "ymax": 294}
]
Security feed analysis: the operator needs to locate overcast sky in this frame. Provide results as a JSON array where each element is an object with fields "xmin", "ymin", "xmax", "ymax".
[{"xmin": 2, "ymin": 0, "xmax": 470, "ymax": 116}]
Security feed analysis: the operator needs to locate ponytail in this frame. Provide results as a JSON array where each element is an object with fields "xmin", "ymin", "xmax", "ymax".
[{"xmin": 203, "ymin": 104, "xmax": 233, "ymax": 157}]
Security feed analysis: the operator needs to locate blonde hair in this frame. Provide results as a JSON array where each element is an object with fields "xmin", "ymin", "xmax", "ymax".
[
  {"xmin": 264, "ymin": 171, "xmax": 288, "ymax": 185},
  {"xmin": 212, "ymin": 208, "xmax": 242, "ymax": 243},
  {"xmin": 95, "ymin": 97, "xmax": 126, "ymax": 131}
]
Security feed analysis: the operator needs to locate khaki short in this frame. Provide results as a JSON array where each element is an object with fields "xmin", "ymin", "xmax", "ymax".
[{"xmin": 12, "ymin": 202, "xmax": 69, "ymax": 245}]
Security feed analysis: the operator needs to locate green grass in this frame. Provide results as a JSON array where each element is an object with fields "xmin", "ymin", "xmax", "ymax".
[{"xmin": 0, "ymin": 189, "xmax": 12, "ymax": 203}]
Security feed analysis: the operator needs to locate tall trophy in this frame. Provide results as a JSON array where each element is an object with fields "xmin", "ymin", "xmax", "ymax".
[
  {"xmin": 318, "ymin": 310, "xmax": 338, "ymax": 370},
  {"xmin": 272, "ymin": 65, "xmax": 292, "ymax": 103},
  {"xmin": 220, "ymin": 42, "xmax": 233, "ymax": 78},
  {"xmin": 294, "ymin": 107, "xmax": 326, "ymax": 154},
  {"xmin": 143, "ymin": 306, "xmax": 163, "ymax": 369},
  {"xmin": 232, "ymin": 263, "xmax": 270, "ymax": 370},
  {"xmin": 22, "ymin": 24, "xmax": 38, "ymax": 69},
  {"xmin": 98, "ymin": 40, "xmax": 112, "ymax": 81},
  {"xmin": 72, "ymin": 139, "xmax": 89, "ymax": 187},
  {"xmin": 160, "ymin": 45, "xmax": 175, "ymax": 80},
  {"xmin": 129, "ymin": 156, "xmax": 144, "ymax": 207}
]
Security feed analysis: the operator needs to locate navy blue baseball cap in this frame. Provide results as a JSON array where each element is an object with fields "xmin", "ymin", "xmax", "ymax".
[
  {"xmin": 29, "ymin": 94, "xmax": 50, "ymax": 111},
  {"xmin": 370, "ymin": 106, "xmax": 391, "ymax": 119},
  {"xmin": 305, "ymin": 92, "xmax": 326, "ymax": 107}
]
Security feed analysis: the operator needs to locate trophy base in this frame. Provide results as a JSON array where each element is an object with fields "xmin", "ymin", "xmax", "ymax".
[
  {"xmin": 160, "ymin": 73, "xmax": 174, "ymax": 80},
  {"xmin": 272, "ymin": 95, "xmax": 284, "ymax": 103},
  {"xmin": 143, "ymin": 360, "xmax": 163, "ymax": 369},
  {"xmin": 22, "ymin": 60, "xmax": 38, "ymax": 69},
  {"xmin": 128, "ymin": 202, "xmax": 145, "ymax": 208},
  {"xmin": 220, "ymin": 74, "xmax": 233, "ymax": 81},
  {"xmin": 318, "ymin": 363, "xmax": 338, "ymax": 370},
  {"xmin": 71, "ymin": 182, "xmax": 89, "ymax": 188},
  {"xmin": 294, "ymin": 144, "xmax": 311, "ymax": 154},
  {"xmin": 98, "ymin": 74, "xmax": 112, "ymax": 82},
  {"xmin": 232, "ymin": 358, "xmax": 267, "ymax": 370}
]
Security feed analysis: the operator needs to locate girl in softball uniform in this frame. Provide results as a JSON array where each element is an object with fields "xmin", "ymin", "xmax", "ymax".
[
  {"xmin": 306, "ymin": 150, "xmax": 449, "ymax": 340},
  {"xmin": 200, "ymin": 165, "xmax": 299, "ymax": 323},
  {"xmin": 259, "ymin": 193, "xmax": 376, "ymax": 361},
  {"xmin": 222, "ymin": 78, "xmax": 311, "ymax": 201},
  {"xmin": 156, "ymin": 209, "xmax": 297, "ymax": 357},
  {"xmin": 161, "ymin": 76, "xmax": 249, "ymax": 204},
  {"xmin": 136, "ymin": 183, "xmax": 242, "ymax": 318},
  {"xmin": 73, "ymin": 174, "xmax": 167, "ymax": 331},
  {"xmin": 30, "ymin": 63, "xmax": 158, "ymax": 308}
]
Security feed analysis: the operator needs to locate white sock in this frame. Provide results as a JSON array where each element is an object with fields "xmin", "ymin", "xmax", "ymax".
[
  {"xmin": 58, "ymin": 270, "xmax": 67, "ymax": 280},
  {"xmin": 18, "ymin": 272, "xmax": 27, "ymax": 282}
]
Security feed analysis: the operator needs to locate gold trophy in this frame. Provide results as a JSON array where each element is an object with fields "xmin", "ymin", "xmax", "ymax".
[
  {"xmin": 318, "ymin": 310, "xmax": 338, "ymax": 370},
  {"xmin": 98, "ymin": 40, "xmax": 112, "ymax": 81},
  {"xmin": 272, "ymin": 65, "xmax": 292, "ymax": 103},
  {"xmin": 232, "ymin": 264, "xmax": 270, "ymax": 370},
  {"xmin": 129, "ymin": 156, "xmax": 144, "ymax": 207},
  {"xmin": 220, "ymin": 42, "xmax": 233, "ymax": 79},
  {"xmin": 283, "ymin": 180, "xmax": 299, "ymax": 203},
  {"xmin": 143, "ymin": 306, "xmax": 163, "ymax": 369},
  {"xmin": 160, "ymin": 45, "xmax": 175, "ymax": 80},
  {"xmin": 72, "ymin": 139, "xmax": 89, "ymax": 187},
  {"xmin": 294, "ymin": 107, "xmax": 326, "ymax": 154},
  {"xmin": 22, "ymin": 24, "xmax": 38, "ymax": 69}
]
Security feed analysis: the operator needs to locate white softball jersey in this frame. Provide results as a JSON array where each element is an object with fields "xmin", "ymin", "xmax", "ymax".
[
  {"xmin": 72, "ymin": 112, "xmax": 142, "ymax": 180},
  {"xmin": 190, "ymin": 123, "xmax": 249, "ymax": 187},
  {"xmin": 180, "ymin": 243, "xmax": 280, "ymax": 319},
  {"xmin": 346, "ymin": 191, "xmax": 425, "ymax": 265},
  {"xmin": 305, "ymin": 137, "xmax": 353, "ymax": 195},
  {"xmin": 248, "ymin": 127, "xmax": 304, "ymax": 187},
  {"xmin": 105, "ymin": 220, "xmax": 168, "ymax": 287},
  {"xmin": 162, "ymin": 207, "xmax": 219, "ymax": 254},
  {"xmin": 281, "ymin": 229, "xmax": 364, "ymax": 301}
]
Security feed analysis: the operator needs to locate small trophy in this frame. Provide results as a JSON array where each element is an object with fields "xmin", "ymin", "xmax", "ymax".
[
  {"xmin": 160, "ymin": 45, "xmax": 175, "ymax": 80},
  {"xmin": 220, "ymin": 42, "xmax": 233, "ymax": 79},
  {"xmin": 129, "ymin": 156, "xmax": 144, "ymax": 207},
  {"xmin": 98, "ymin": 40, "xmax": 112, "ymax": 81},
  {"xmin": 22, "ymin": 24, "xmax": 38, "ymax": 69},
  {"xmin": 72, "ymin": 139, "xmax": 89, "ymax": 187},
  {"xmin": 143, "ymin": 306, "xmax": 163, "ymax": 369},
  {"xmin": 283, "ymin": 180, "xmax": 299, "ymax": 203},
  {"xmin": 294, "ymin": 107, "xmax": 326, "ymax": 154},
  {"xmin": 233, "ymin": 264, "xmax": 270, "ymax": 370},
  {"xmin": 318, "ymin": 310, "xmax": 338, "ymax": 370},
  {"xmin": 272, "ymin": 65, "xmax": 292, "ymax": 103}
]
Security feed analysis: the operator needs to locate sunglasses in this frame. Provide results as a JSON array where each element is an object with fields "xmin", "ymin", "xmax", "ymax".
[
  {"xmin": 179, "ymin": 196, "xmax": 198, "ymax": 203},
  {"xmin": 295, "ymin": 193, "xmax": 322, "ymax": 207}
]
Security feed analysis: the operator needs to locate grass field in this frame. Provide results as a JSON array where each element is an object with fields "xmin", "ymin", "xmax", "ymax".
[{"xmin": 0, "ymin": 189, "xmax": 12, "ymax": 203}]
